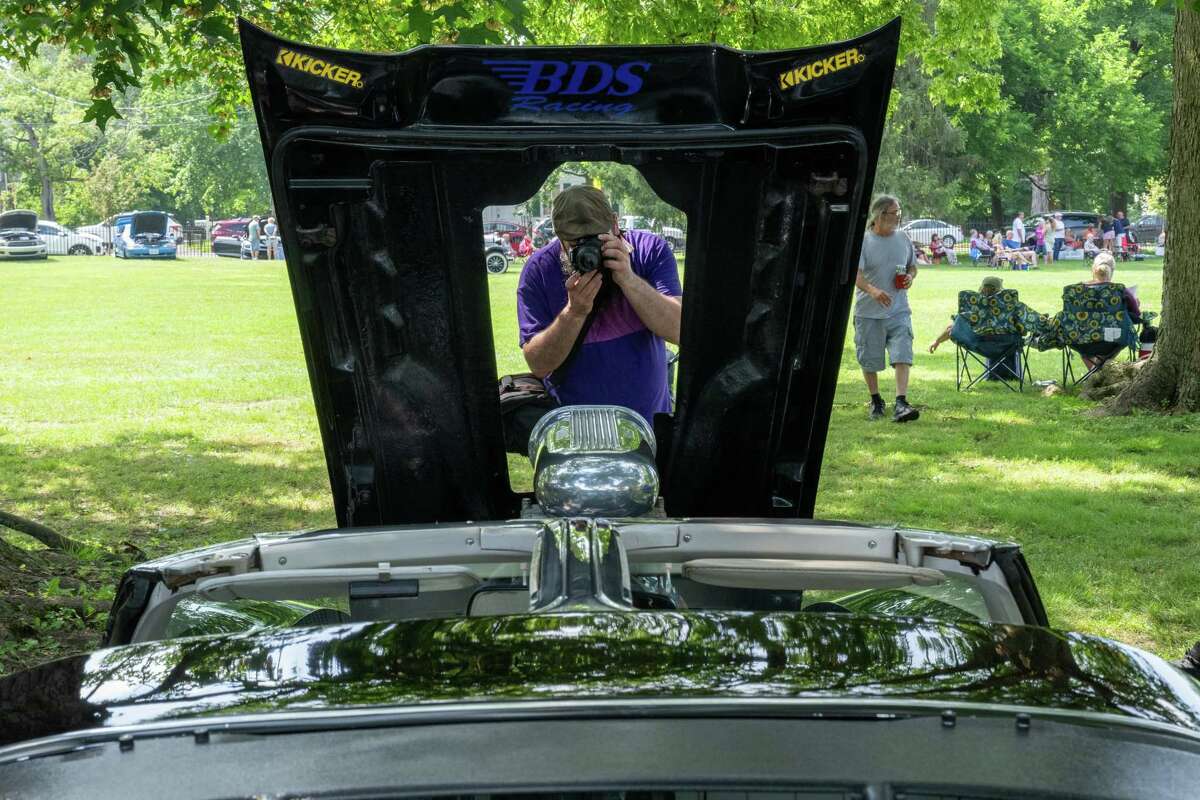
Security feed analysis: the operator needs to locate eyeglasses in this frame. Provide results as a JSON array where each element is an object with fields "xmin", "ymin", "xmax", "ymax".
[{"xmin": 882, "ymin": 210, "xmax": 902, "ymax": 218}]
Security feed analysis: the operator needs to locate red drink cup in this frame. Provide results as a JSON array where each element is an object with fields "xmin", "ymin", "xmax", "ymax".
[{"xmin": 894, "ymin": 265, "xmax": 908, "ymax": 289}]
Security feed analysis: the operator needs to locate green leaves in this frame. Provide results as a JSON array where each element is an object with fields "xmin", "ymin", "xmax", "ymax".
[{"xmin": 82, "ymin": 97, "xmax": 121, "ymax": 128}]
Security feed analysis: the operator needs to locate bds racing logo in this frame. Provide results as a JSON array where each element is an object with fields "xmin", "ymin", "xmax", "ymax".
[
  {"xmin": 483, "ymin": 60, "xmax": 651, "ymax": 114},
  {"xmin": 276, "ymin": 48, "xmax": 364, "ymax": 89},
  {"xmin": 777, "ymin": 47, "xmax": 865, "ymax": 90}
]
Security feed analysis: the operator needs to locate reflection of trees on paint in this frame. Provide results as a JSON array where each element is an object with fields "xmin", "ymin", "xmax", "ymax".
[{"xmin": 4, "ymin": 612, "xmax": 1200, "ymax": 744}]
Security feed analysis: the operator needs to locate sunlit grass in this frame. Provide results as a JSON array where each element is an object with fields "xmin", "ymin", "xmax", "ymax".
[{"xmin": 1, "ymin": 253, "xmax": 1197, "ymax": 662}]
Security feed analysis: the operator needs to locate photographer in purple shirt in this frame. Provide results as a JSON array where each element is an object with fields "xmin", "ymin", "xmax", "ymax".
[{"xmin": 517, "ymin": 186, "xmax": 682, "ymax": 424}]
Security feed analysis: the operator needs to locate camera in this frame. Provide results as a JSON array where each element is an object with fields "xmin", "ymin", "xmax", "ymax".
[{"xmin": 570, "ymin": 235, "xmax": 605, "ymax": 273}]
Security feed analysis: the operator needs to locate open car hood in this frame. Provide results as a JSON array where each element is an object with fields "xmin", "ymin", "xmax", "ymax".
[
  {"xmin": 0, "ymin": 210, "xmax": 37, "ymax": 232},
  {"xmin": 240, "ymin": 19, "xmax": 898, "ymax": 526},
  {"xmin": 130, "ymin": 212, "xmax": 168, "ymax": 236}
]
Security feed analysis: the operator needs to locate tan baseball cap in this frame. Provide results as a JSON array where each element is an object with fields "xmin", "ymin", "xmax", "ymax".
[
  {"xmin": 980, "ymin": 275, "xmax": 1004, "ymax": 292},
  {"xmin": 552, "ymin": 185, "xmax": 615, "ymax": 241}
]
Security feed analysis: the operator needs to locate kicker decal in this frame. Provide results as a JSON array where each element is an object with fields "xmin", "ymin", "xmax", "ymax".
[
  {"xmin": 276, "ymin": 48, "xmax": 364, "ymax": 89},
  {"xmin": 777, "ymin": 48, "xmax": 865, "ymax": 90},
  {"xmin": 483, "ymin": 60, "xmax": 651, "ymax": 114}
]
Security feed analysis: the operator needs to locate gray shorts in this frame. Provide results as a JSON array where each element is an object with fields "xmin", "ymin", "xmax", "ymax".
[{"xmin": 854, "ymin": 313, "xmax": 914, "ymax": 372}]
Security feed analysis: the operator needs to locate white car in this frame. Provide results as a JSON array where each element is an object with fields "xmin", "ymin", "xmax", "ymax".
[
  {"xmin": 901, "ymin": 218, "xmax": 964, "ymax": 248},
  {"xmin": 0, "ymin": 210, "xmax": 47, "ymax": 259},
  {"xmin": 36, "ymin": 220, "xmax": 105, "ymax": 255}
]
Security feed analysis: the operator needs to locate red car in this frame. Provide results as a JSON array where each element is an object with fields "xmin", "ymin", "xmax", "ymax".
[
  {"xmin": 210, "ymin": 217, "xmax": 251, "ymax": 241},
  {"xmin": 483, "ymin": 220, "xmax": 527, "ymax": 252}
]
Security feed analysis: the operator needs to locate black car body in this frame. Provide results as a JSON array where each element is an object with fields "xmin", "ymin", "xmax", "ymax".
[
  {"xmin": 210, "ymin": 234, "xmax": 244, "ymax": 257},
  {"xmin": 0, "ymin": 210, "xmax": 48, "ymax": 260},
  {"xmin": 1131, "ymin": 212, "xmax": 1165, "ymax": 244},
  {"xmin": 2, "ymin": 19, "xmax": 1198, "ymax": 798}
]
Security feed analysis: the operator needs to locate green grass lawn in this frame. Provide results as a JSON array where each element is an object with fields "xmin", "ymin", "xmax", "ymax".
[{"xmin": 1, "ymin": 253, "xmax": 1196, "ymax": 668}]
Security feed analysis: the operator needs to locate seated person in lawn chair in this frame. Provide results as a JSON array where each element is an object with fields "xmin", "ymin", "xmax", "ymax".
[
  {"xmin": 968, "ymin": 229, "xmax": 995, "ymax": 265},
  {"xmin": 999, "ymin": 229, "xmax": 1036, "ymax": 269},
  {"xmin": 928, "ymin": 276, "xmax": 1037, "ymax": 392},
  {"xmin": 1029, "ymin": 254, "xmax": 1141, "ymax": 387},
  {"xmin": 928, "ymin": 233, "xmax": 956, "ymax": 265}
]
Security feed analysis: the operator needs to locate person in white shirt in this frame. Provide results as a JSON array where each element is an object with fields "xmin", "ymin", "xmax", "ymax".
[
  {"xmin": 1012, "ymin": 211, "xmax": 1026, "ymax": 247},
  {"xmin": 1052, "ymin": 212, "xmax": 1066, "ymax": 262}
]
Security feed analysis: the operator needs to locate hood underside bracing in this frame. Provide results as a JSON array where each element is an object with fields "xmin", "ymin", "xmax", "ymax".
[{"xmin": 240, "ymin": 19, "xmax": 899, "ymax": 527}]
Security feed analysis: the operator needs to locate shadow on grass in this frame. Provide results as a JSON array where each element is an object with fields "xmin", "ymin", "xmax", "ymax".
[
  {"xmin": 0, "ymin": 431, "xmax": 336, "ymax": 557},
  {"xmin": 818, "ymin": 399, "xmax": 1200, "ymax": 657}
]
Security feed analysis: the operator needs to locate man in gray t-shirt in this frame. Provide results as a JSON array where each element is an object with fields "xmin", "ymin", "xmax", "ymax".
[{"xmin": 853, "ymin": 195, "xmax": 919, "ymax": 422}]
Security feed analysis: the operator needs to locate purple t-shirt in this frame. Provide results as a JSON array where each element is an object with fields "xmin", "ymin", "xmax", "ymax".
[{"xmin": 517, "ymin": 230, "xmax": 682, "ymax": 422}]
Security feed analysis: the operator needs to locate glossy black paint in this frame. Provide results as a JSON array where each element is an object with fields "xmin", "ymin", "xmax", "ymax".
[
  {"xmin": 5, "ymin": 612, "xmax": 1199, "ymax": 746},
  {"xmin": 239, "ymin": 20, "xmax": 899, "ymax": 526}
]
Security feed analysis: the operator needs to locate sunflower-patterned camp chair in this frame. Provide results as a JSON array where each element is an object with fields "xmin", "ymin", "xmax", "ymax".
[
  {"xmin": 1043, "ymin": 283, "xmax": 1139, "ymax": 386},
  {"xmin": 951, "ymin": 288, "xmax": 1034, "ymax": 392}
]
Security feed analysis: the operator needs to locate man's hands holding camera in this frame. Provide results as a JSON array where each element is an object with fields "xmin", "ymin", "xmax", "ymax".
[
  {"xmin": 565, "ymin": 270, "xmax": 602, "ymax": 320},
  {"xmin": 597, "ymin": 233, "xmax": 633, "ymax": 284},
  {"xmin": 564, "ymin": 232, "xmax": 635, "ymax": 320}
]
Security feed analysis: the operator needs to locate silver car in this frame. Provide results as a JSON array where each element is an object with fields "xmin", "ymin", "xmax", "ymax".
[{"xmin": 901, "ymin": 218, "xmax": 964, "ymax": 248}]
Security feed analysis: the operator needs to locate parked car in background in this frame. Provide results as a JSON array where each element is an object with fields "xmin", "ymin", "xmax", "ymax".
[
  {"xmin": 901, "ymin": 218, "xmax": 964, "ymax": 248},
  {"xmin": 113, "ymin": 211, "xmax": 177, "ymax": 259},
  {"xmin": 36, "ymin": 220, "xmax": 105, "ymax": 255},
  {"xmin": 0, "ymin": 210, "xmax": 47, "ymax": 259},
  {"xmin": 212, "ymin": 235, "xmax": 244, "ymax": 258},
  {"xmin": 77, "ymin": 213, "xmax": 183, "ymax": 249},
  {"xmin": 210, "ymin": 217, "xmax": 251, "ymax": 241},
  {"xmin": 660, "ymin": 225, "xmax": 685, "ymax": 251},
  {"xmin": 240, "ymin": 236, "xmax": 285, "ymax": 260},
  {"xmin": 484, "ymin": 236, "xmax": 510, "ymax": 274},
  {"xmin": 1131, "ymin": 212, "xmax": 1165, "ymax": 244},
  {"xmin": 76, "ymin": 214, "xmax": 123, "ymax": 252},
  {"xmin": 531, "ymin": 216, "xmax": 554, "ymax": 247},
  {"xmin": 483, "ymin": 220, "xmax": 527, "ymax": 248},
  {"xmin": 1053, "ymin": 211, "xmax": 1101, "ymax": 239}
]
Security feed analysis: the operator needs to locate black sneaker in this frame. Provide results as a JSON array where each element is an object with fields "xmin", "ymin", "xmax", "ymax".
[
  {"xmin": 893, "ymin": 398, "xmax": 920, "ymax": 423},
  {"xmin": 868, "ymin": 400, "xmax": 886, "ymax": 421}
]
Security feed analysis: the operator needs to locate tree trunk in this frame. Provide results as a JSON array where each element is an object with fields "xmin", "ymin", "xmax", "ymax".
[
  {"xmin": 1108, "ymin": 7, "xmax": 1200, "ymax": 414},
  {"xmin": 1109, "ymin": 191, "xmax": 1128, "ymax": 215},
  {"xmin": 18, "ymin": 122, "xmax": 56, "ymax": 220},
  {"xmin": 989, "ymin": 181, "xmax": 1004, "ymax": 229},
  {"xmin": 1030, "ymin": 172, "xmax": 1049, "ymax": 215}
]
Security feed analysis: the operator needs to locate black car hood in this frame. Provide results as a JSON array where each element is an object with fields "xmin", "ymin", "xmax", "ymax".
[
  {"xmin": 240, "ymin": 19, "xmax": 898, "ymax": 526},
  {"xmin": 4, "ymin": 612, "xmax": 1200, "ymax": 747},
  {"xmin": 0, "ymin": 210, "xmax": 37, "ymax": 232},
  {"xmin": 130, "ymin": 212, "xmax": 168, "ymax": 236}
]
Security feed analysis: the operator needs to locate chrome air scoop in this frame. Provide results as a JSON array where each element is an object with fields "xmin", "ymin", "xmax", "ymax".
[{"xmin": 529, "ymin": 406, "xmax": 658, "ymax": 518}]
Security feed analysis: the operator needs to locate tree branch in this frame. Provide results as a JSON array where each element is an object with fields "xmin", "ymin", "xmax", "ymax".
[{"xmin": 0, "ymin": 510, "xmax": 86, "ymax": 553}]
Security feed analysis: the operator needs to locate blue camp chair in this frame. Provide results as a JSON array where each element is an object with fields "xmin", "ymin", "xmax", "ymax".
[
  {"xmin": 1034, "ymin": 283, "xmax": 1140, "ymax": 387},
  {"xmin": 951, "ymin": 289, "xmax": 1033, "ymax": 392}
]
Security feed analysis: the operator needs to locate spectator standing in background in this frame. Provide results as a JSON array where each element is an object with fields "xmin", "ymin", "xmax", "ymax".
[
  {"xmin": 1100, "ymin": 214, "xmax": 1115, "ymax": 251},
  {"xmin": 1052, "ymin": 212, "xmax": 1065, "ymax": 262},
  {"xmin": 852, "ymin": 194, "xmax": 920, "ymax": 424},
  {"xmin": 1012, "ymin": 211, "xmax": 1026, "ymax": 247},
  {"xmin": 1112, "ymin": 211, "xmax": 1127, "ymax": 252},
  {"xmin": 247, "ymin": 216, "xmax": 262, "ymax": 260},
  {"xmin": 264, "ymin": 216, "xmax": 278, "ymax": 259}
]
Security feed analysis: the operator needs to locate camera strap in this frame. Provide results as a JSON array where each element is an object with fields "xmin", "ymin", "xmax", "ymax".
[{"xmin": 552, "ymin": 303, "xmax": 599, "ymax": 384}]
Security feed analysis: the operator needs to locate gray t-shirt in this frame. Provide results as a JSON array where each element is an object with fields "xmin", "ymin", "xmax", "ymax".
[
  {"xmin": 855, "ymin": 229, "xmax": 915, "ymax": 319},
  {"xmin": 248, "ymin": 220, "xmax": 261, "ymax": 243}
]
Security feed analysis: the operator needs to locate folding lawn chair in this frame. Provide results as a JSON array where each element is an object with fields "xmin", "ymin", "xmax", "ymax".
[
  {"xmin": 1054, "ymin": 283, "xmax": 1139, "ymax": 387},
  {"xmin": 951, "ymin": 289, "xmax": 1033, "ymax": 392}
]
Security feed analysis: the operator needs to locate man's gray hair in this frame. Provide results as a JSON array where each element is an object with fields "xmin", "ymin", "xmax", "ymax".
[{"xmin": 868, "ymin": 194, "xmax": 900, "ymax": 230}]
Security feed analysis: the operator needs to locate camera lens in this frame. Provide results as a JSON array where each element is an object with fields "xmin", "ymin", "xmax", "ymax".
[{"xmin": 571, "ymin": 236, "xmax": 604, "ymax": 273}]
